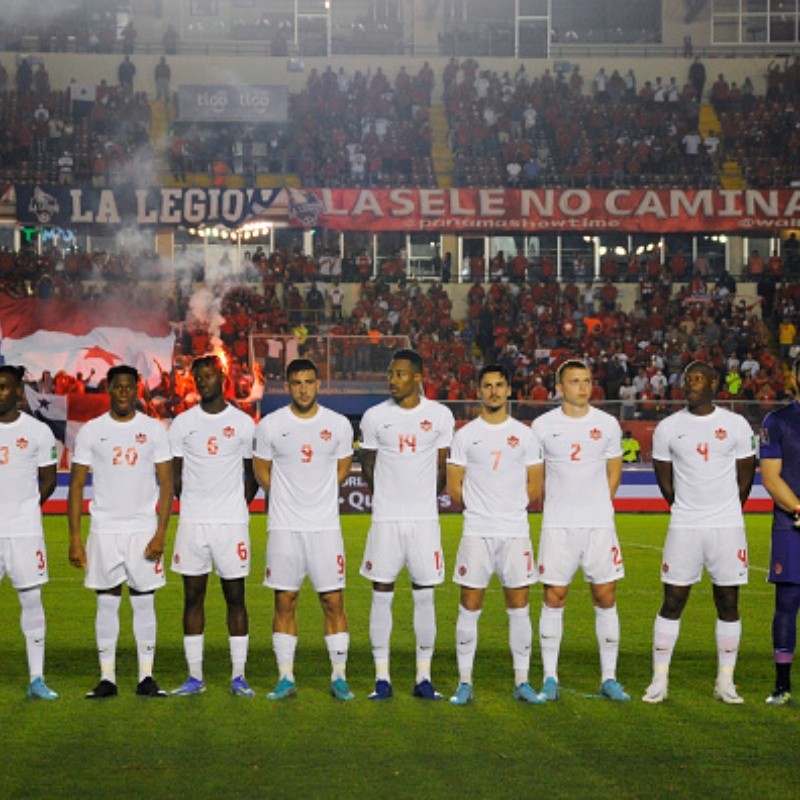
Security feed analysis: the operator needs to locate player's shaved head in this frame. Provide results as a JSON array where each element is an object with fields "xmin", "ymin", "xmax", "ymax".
[{"xmin": 683, "ymin": 360, "xmax": 716, "ymax": 380}]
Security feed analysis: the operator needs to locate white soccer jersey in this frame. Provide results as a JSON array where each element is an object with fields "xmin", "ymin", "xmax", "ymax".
[
  {"xmin": 255, "ymin": 404, "xmax": 353, "ymax": 531},
  {"xmin": 533, "ymin": 405, "xmax": 622, "ymax": 529},
  {"xmin": 652, "ymin": 406, "xmax": 755, "ymax": 527},
  {"xmin": 0, "ymin": 413, "xmax": 56, "ymax": 537},
  {"xmin": 72, "ymin": 411, "xmax": 171, "ymax": 533},
  {"xmin": 360, "ymin": 397, "xmax": 454, "ymax": 522},
  {"xmin": 169, "ymin": 403, "xmax": 254, "ymax": 524},
  {"xmin": 449, "ymin": 416, "xmax": 541, "ymax": 538}
]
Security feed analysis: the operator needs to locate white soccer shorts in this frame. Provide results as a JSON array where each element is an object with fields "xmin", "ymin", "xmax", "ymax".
[
  {"xmin": 660, "ymin": 525, "xmax": 749, "ymax": 587},
  {"xmin": 452, "ymin": 535, "xmax": 537, "ymax": 589},
  {"xmin": 537, "ymin": 526, "xmax": 625, "ymax": 586},
  {"xmin": 264, "ymin": 528, "xmax": 346, "ymax": 593},
  {"xmin": 0, "ymin": 535, "xmax": 48, "ymax": 589},
  {"xmin": 85, "ymin": 530, "xmax": 167, "ymax": 592},
  {"xmin": 360, "ymin": 520, "xmax": 445, "ymax": 586},
  {"xmin": 171, "ymin": 522, "xmax": 251, "ymax": 580}
]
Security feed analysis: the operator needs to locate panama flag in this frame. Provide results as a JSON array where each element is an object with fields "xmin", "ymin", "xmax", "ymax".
[{"xmin": 0, "ymin": 295, "xmax": 174, "ymax": 388}]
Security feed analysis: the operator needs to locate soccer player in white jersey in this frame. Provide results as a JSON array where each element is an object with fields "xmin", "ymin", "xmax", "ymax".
[
  {"xmin": 446, "ymin": 364, "xmax": 545, "ymax": 705},
  {"xmin": 0, "ymin": 365, "xmax": 58, "ymax": 700},
  {"xmin": 68, "ymin": 365, "xmax": 173, "ymax": 699},
  {"xmin": 644, "ymin": 361, "xmax": 755, "ymax": 704},
  {"xmin": 359, "ymin": 349, "xmax": 454, "ymax": 700},
  {"xmin": 169, "ymin": 354, "xmax": 258, "ymax": 697},
  {"xmin": 531, "ymin": 359, "xmax": 630, "ymax": 702},
  {"xmin": 254, "ymin": 358, "xmax": 355, "ymax": 701}
]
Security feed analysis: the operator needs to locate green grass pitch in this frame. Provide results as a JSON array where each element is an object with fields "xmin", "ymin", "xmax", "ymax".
[{"xmin": 0, "ymin": 513, "xmax": 797, "ymax": 800}]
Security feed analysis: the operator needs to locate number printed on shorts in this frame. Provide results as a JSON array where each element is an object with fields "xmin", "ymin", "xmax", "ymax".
[
  {"xmin": 611, "ymin": 545, "xmax": 623, "ymax": 566},
  {"xmin": 434, "ymin": 550, "xmax": 443, "ymax": 571},
  {"xmin": 237, "ymin": 540, "xmax": 248, "ymax": 561},
  {"xmin": 398, "ymin": 433, "xmax": 417, "ymax": 453},
  {"xmin": 35, "ymin": 549, "xmax": 46, "ymax": 570},
  {"xmin": 300, "ymin": 444, "xmax": 313, "ymax": 463},
  {"xmin": 207, "ymin": 436, "xmax": 219, "ymax": 455},
  {"xmin": 154, "ymin": 558, "xmax": 163, "ymax": 575},
  {"xmin": 570, "ymin": 443, "xmax": 581, "ymax": 461},
  {"xmin": 0, "ymin": 445, "xmax": 8, "ymax": 465},
  {"xmin": 524, "ymin": 549, "xmax": 533, "ymax": 572},
  {"xmin": 696, "ymin": 442, "xmax": 709, "ymax": 461},
  {"xmin": 111, "ymin": 446, "xmax": 138, "ymax": 466},
  {"xmin": 737, "ymin": 548, "xmax": 748, "ymax": 567},
  {"xmin": 336, "ymin": 554, "xmax": 345, "ymax": 575}
]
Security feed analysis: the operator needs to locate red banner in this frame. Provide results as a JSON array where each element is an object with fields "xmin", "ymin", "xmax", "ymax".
[{"xmin": 289, "ymin": 188, "xmax": 800, "ymax": 234}]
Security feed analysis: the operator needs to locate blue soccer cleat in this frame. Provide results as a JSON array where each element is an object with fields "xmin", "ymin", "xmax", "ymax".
[
  {"xmin": 230, "ymin": 675, "xmax": 255, "ymax": 697},
  {"xmin": 330, "ymin": 678, "xmax": 355, "ymax": 701},
  {"xmin": 449, "ymin": 682, "xmax": 473, "ymax": 705},
  {"xmin": 601, "ymin": 679, "xmax": 631, "ymax": 702},
  {"xmin": 412, "ymin": 679, "xmax": 443, "ymax": 700},
  {"xmin": 267, "ymin": 677, "xmax": 297, "ymax": 700},
  {"xmin": 513, "ymin": 682, "xmax": 546, "ymax": 704},
  {"xmin": 171, "ymin": 676, "xmax": 207, "ymax": 696},
  {"xmin": 367, "ymin": 679, "xmax": 393, "ymax": 700},
  {"xmin": 26, "ymin": 677, "xmax": 58, "ymax": 701},
  {"xmin": 540, "ymin": 676, "xmax": 560, "ymax": 701}
]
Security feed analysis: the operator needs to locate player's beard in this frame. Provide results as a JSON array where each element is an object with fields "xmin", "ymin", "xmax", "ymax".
[{"xmin": 292, "ymin": 397, "xmax": 316, "ymax": 415}]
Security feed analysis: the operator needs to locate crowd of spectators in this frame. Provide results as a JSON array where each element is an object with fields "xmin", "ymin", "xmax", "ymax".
[
  {"xmin": 6, "ymin": 238, "xmax": 795, "ymax": 432},
  {"xmin": 443, "ymin": 57, "xmax": 727, "ymax": 189},
  {"xmin": 0, "ymin": 54, "xmax": 153, "ymax": 187},
  {"xmin": 0, "ymin": 51, "xmax": 796, "ymax": 193},
  {"xmin": 291, "ymin": 63, "xmax": 436, "ymax": 188}
]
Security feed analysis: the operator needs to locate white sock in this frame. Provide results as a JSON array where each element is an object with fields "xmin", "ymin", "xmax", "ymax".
[
  {"xmin": 716, "ymin": 618, "xmax": 741, "ymax": 683},
  {"xmin": 508, "ymin": 605, "xmax": 532, "ymax": 686},
  {"xmin": 230, "ymin": 635, "xmax": 249, "ymax": 679},
  {"xmin": 272, "ymin": 632, "xmax": 297, "ymax": 682},
  {"xmin": 413, "ymin": 587, "xmax": 437, "ymax": 684},
  {"xmin": 130, "ymin": 593, "xmax": 156, "ymax": 683},
  {"xmin": 19, "ymin": 587, "xmax": 46, "ymax": 682},
  {"xmin": 326, "ymin": 632, "xmax": 349, "ymax": 681},
  {"xmin": 96, "ymin": 594, "xmax": 121, "ymax": 684},
  {"xmin": 652, "ymin": 615, "xmax": 680, "ymax": 681},
  {"xmin": 184, "ymin": 634, "xmax": 204, "ymax": 680},
  {"xmin": 455, "ymin": 605, "xmax": 481, "ymax": 685},
  {"xmin": 595, "ymin": 605, "xmax": 620, "ymax": 683},
  {"xmin": 539, "ymin": 604, "xmax": 564, "ymax": 681},
  {"xmin": 369, "ymin": 590, "xmax": 394, "ymax": 682}
]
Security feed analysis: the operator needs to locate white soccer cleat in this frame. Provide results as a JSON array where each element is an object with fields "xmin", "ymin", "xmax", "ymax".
[
  {"xmin": 642, "ymin": 679, "xmax": 668, "ymax": 704},
  {"xmin": 713, "ymin": 682, "xmax": 744, "ymax": 704}
]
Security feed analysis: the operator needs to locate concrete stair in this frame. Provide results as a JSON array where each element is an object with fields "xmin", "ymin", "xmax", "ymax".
[
  {"xmin": 429, "ymin": 104, "xmax": 453, "ymax": 188},
  {"xmin": 698, "ymin": 102, "xmax": 746, "ymax": 189}
]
